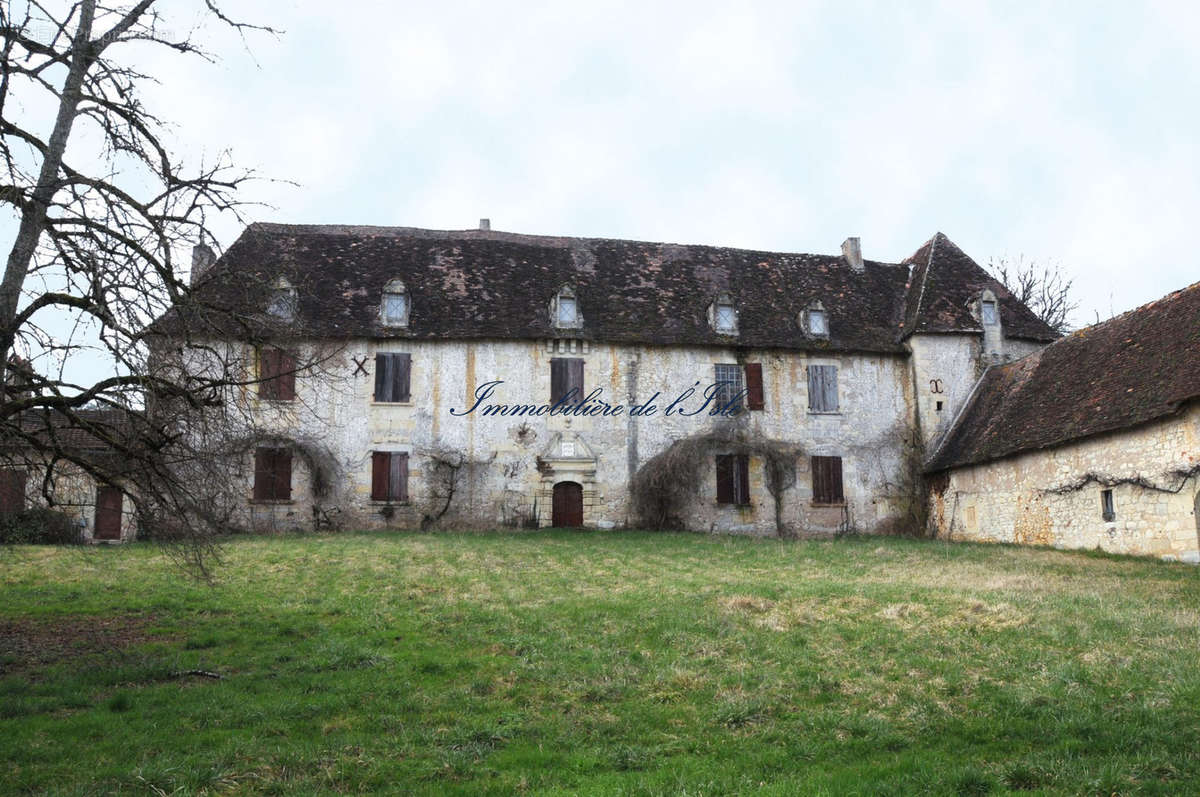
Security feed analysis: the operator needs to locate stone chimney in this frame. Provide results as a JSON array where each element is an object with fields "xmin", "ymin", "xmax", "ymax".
[
  {"xmin": 841, "ymin": 237, "xmax": 864, "ymax": 272},
  {"xmin": 479, "ymin": 218, "xmax": 491, "ymax": 231},
  {"xmin": 190, "ymin": 243, "xmax": 216, "ymax": 286}
]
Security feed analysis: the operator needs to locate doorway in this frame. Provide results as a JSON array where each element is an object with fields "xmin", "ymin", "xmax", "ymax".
[
  {"xmin": 552, "ymin": 481, "xmax": 584, "ymax": 527},
  {"xmin": 94, "ymin": 486, "xmax": 123, "ymax": 541}
]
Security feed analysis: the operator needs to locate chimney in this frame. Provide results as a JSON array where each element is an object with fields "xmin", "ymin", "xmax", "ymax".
[
  {"xmin": 190, "ymin": 242, "xmax": 216, "ymax": 285},
  {"xmin": 841, "ymin": 237, "xmax": 863, "ymax": 272},
  {"xmin": 479, "ymin": 218, "xmax": 491, "ymax": 231}
]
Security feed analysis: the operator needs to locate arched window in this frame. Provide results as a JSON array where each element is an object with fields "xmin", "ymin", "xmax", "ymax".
[
  {"xmin": 266, "ymin": 277, "xmax": 297, "ymax": 321},
  {"xmin": 803, "ymin": 301, "xmax": 829, "ymax": 337},
  {"xmin": 381, "ymin": 279, "xmax": 409, "ymax": 327},
  {"xmin": 710, "ymin": 293, "xmax": 738, "ymax": 335},
  {"xmin": 551, "ymin": 285, "xmax": 582, "ymax": 329}
]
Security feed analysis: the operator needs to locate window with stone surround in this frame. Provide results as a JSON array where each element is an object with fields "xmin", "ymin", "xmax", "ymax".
[
  {"xmin": 716, "ymin": 454, "xmax": 750, "ymax": 505},
  {"xmin": 1101, "ymin": 489, "xmax": 1115, "ymax": 522},
  {"xmin": 258, "ymin": 346, "xmax": 296, "ymax": 401},
  {"xmin": 374, "ymin": 353, "xmax": 412, "ymax": 402},
  {"xmin": 371, "ymin": 451, "xmax": 409, "ymax": 502},
  {"xmin": 550, "ymin": 357, "xmax": 584, "ymax": 404},
  {"xmin": 811, "ymin": 455, "xmax": 844, "ymax": 505},
  {"xmin": 381, "ymin": 279, "xmax": 409, "ymax": 327},
  {"xmin": 253, "ymin": 448, "xmax": 292, "ymax": 501},
  {"xmin": 807, "ymin": 365, "xmax": 839, "ymax": 412}
]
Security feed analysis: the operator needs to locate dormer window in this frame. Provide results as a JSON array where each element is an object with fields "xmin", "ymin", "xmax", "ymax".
[
  {"xmin": 381, "ymin": 279, "xmax": 409, "ymax": 327},
  {"xmin": 266, "ymin": 277, "xmax": 296, "ymax": 321},
  {"xmin": 981, "ymin": 299, "xmax": 998, "ymax": 325},
  {"xmin": 803, "ymin": 301, "xmax": 829, "ymax": 337},
  {"xmin": 551, "ymin": 286, "xmax": 582, "ymax": 329},
  {"xmin": 711, "ymin": 293, "xmax": 738, "ymax": 335}
]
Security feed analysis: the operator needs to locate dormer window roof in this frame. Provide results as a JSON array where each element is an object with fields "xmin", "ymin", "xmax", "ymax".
[
  {"xmin": 552, "ymin": 286, "xmax": 582, "ymax": 329},
  {"xmin": 381, "ymin": 279, "xmax": 409, "ymax": 327},
  {"xmin": 266, "ymin": 277, "xmax": 297, "ymax": 321},
  {"xmin": 711, "ymin": 293, "xmax": 738, "ymax": 335}
]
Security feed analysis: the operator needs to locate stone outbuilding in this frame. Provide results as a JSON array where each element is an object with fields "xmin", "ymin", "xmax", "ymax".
[{"xmin": 926, "ymin": 280, "xmax": 1200, "ymax": 560}]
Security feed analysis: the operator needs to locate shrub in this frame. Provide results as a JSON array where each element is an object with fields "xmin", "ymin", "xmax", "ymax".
[{"xmin": 0, "ymin": 508, "xmax": 82, "ymax": 545}]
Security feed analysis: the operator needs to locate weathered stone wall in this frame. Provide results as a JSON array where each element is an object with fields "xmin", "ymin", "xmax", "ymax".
[
  {"xmin": 929, "ymin": 403, "xmax": 1200, "ymax": 560},
  {"xmin": 0, "ymin": 456, "xmax": 136, "ymax": 542},
  {"xmin": 233, "ymin": 338, "xmax": 922, "ymax": 535}
]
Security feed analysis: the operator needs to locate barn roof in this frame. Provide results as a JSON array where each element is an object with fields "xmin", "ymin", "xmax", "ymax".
[{"xmin": 927, "ymin": 279, "xmax": 1200, "ymax": 471}]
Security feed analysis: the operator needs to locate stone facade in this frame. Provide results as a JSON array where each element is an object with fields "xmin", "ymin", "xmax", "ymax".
[
  {"xmin": 929, "ymin": 403, "xmax": 1200, "ymax": 560},
  {"xmin": 0, "ymin": 455, "xmax": 137, "ymax": 542}
]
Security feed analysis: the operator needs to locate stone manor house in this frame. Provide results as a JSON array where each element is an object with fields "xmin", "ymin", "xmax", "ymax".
[{"xmin": 165, "ymin": 222, "xmax": 1072, "ymax": 541}]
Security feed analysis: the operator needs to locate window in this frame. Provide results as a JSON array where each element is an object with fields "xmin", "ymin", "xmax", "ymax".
[
  {"xmin": 381, "ymin": 279, "xmax": 409, "ymax": 327},
  {"xmin": 550, "ymin": 357, "xmax": 584, "ymax": 404},
  {"xmin": 714, "ymin": 299, "xmax": 737, "ymax": 334},
  {"xmin": 981, "ymin": 300, "xmax": 998, "ymax": 325},
  {"xmin": 808, "ymin": 309, "xmax": 828, "ymax": 336},
  {"xmin": 371, "ymin": 451, "xmax": 409, "ymax": 502},
  {"xmin": 0, "ymin": 469, "xmax": 27, "ymax": 514},
  {"xmin": 714, "ymin": 364, "xmax": 744, "ymax": 410},
  {"xmin": 935, "ymin": 400, "xmax": 944, "ymax": 412},
  {"xmin": 374, "ymin": 353, "xmax": 412, "ymax": 402},
  {"xmin": 258, "ymin": 347, "xmax": 296, "ymax": 401},
  {"xmin": 811, "ymin": 455, "xmax": 844, "ymax": 505},
  {"xmin": 807, "ymin": 365, "xmax": 839, "ymax": 412},
  {"xmin": 553, "ymin": 286, "xmax": 582, "ymax": 329},
  {"xmin": 716, "ymin": 454, "xmax": 750, "ymax": 505},
  {"xmin": 1101, "ymin": 489, "xmax": 1115, "ymax": 522},
  {"xmin": 253, "ymin": 447, "xmax": 292, "ymax": 501},
  {"xmin": 266, "ymin": 277, "xmax": 296, "ymax": 320}
]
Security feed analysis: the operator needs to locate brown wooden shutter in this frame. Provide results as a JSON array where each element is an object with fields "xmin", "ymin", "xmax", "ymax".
[
  {"xmin": 275, "ymin": 450, "xmax": 292, "ymax": 500},
  {"xmin": 394, "ymin": 353, "xmax": 411, "ymax": 402},
  {"xmin": 253, "ymin": 449, "xmax": 270, "ymax": 500},
  {"xmin": 829, "ymin": 456, "xmax": 843, "ymax": 502},
  {"xmin": 745, "ymin": 363, "xmax": 764, "ymax": 410},
  {"xmin": 569, "ymin": 358, "xmax": 584, "ymax": 399},
  {"xmin": 393, "ymin": 452, "xmax": 409, "ymax": 502},
  {"xmin": 715, "ymin": 455, "xmax": 734, "ymax": 504},
  {"xmin": 277, "ymin": 350, "xmax": 296, "ymax": 400},
  {"xmin": 374, "ymin": 354, "xmax": 391, "ymax": 402},
  {"xmin": 736, "ymin": 454, "xmax": 750, "ymax": 504},
  {"xmin": 259, "ymin": 348, "xmax": 278, "ymax": 399},
  {"xmin": 550, "ymin": 358, "xmax": 567, "ymax": 403},
  {"xmin": 812, "ymin": 456, "xmax": 844, "ymax": 503},
  {"xmin": 371, "ymin": 452, "xmax": 389, "ymax": 501},
  {"xmin": 0, "ymin": 470, "xmax": 27, "ymax": 514}
]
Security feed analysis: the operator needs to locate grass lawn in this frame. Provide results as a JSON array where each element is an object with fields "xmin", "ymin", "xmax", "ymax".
[{"xmin": 3, "ymin": 531, "xmax": 1200, "ymax": 795}]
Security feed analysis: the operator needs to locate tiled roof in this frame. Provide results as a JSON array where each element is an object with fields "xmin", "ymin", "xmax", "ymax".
[
  {"xmin": 158, "ymin": 223, "xmax": 920, "ymax": 354},
  {"xmin": 901, "ymin": 233, "xmax": 1059, "ymax": 342},
  {"xmin": 927, "ymin": 280, "xmax": 1200, "ymax": 471}
]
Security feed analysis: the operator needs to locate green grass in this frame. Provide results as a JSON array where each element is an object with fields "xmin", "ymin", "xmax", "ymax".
[{"xmin": 3, "ymin": 530, "xmax": 1200, "ymax": 795}]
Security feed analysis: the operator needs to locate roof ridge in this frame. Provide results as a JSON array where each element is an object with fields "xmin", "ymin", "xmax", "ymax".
[{"xmin": 1052, "ymin": 277, "xmax": 1200, "ymax": 344}]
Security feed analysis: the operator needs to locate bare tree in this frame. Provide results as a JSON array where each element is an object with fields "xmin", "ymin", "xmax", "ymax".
[
  {"xmin": 0, "ymin": 1, "xmax": 295, "ymax": 569},
  {"xmin": 986, "ymin": 254, "xmax": 1079, "ymax": 334}
]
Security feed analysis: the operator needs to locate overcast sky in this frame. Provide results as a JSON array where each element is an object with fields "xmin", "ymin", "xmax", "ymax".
[{"xmin": 7, "ymin": 0, "xmax": 1200, "ymax": 385}]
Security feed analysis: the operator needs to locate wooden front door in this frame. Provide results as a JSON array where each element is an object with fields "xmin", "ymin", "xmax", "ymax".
[
  {"xmin": 94, "ymin": 486, "xmax": 123, "ymax": 541},
  {"xmin": 552, "ymin": 481, "xmax": 584, "ymax": 527}
]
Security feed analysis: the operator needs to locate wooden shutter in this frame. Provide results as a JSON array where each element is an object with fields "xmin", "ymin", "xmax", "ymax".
[
  {"xmin": 374, "ymin": 354, "xmax": 393, "ymax": 402},
  {"xmin": 715, "ymin": 455, "xmax": 734, "ymax": 504},
  {"xmin": 736, "ymin": 454, "xmax": 750, "ymax": 504},
  {"xmin": 745, "ymin": 363, "xmax": 764, "ymax": 410},
  {"xmin": 550, "ymin": 358, "xmax": 567, "ymax": 403},
  {"xmin": 812, "ymin": 456, "xmax": 844, "ymax": 504},
  {"xmin": 808, "ymin": 365, "xmax": 838, "ymax": 411},
  {"xmin": 276, "ymin": 350, "xmax": 296, "ymax": 400},
  {"xmin": 394, "ymin": 353, "xmax": 411, "ymax": 402},
  {"xmin": 371, "ymin": 452, "xmax": 390, "ymax": 500},
  {"xmin": 823, "ymin": 367, "xmax": 838, "ymax": 411},
  {"xmin": 0, "ymin": 469, "xmax": 27, "ymax": 514},
  {"xmin": 391, "ymin": 452, "xmax": 409, "ymax": 502},
  {"xmin": 274, "ymin": 450, "xmax": 292, "ymax": 500},
  {"xmin": 253, "ymin": 448, "xmax": 270, "ymax": 500},
  {"xmin": 259, "ymin": 348, "xmax": 278, "ymax": 399},
  {"xmin": 568, "ymin": 358, "xmax": 584, "ymax": 400}
]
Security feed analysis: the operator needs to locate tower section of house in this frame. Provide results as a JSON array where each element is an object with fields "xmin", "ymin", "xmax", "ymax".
[
  {"xmin": 151, "ymin": 223, "xmax": 1055, "ymax": 537},
  {"xmin": 900, "ymin": 233, "xmax": 1059, "ymax": 450}
]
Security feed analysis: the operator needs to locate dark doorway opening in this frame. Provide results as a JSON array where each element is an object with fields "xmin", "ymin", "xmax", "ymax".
[{"xmin": 552, "ymin": 481, "xmax": 584, "ymax": 527}]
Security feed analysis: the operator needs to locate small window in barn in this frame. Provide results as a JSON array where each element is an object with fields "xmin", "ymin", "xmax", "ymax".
[
  {"xmin": 550, "ymin": 357, "xmax": 584, "ymax": 404},
  {"xmin": 807, "ymin": 364, "xmax": 839, "ymax": 412},
  {"xmin": 711, "ymin": 293, "xmax": 738, "ymax": 335},
  {"xmin": 381, "ymin": 279, "xmax": 409, "ymax": 327},
  {"xmin": 373, "ymin": 352, "xmax": 412, "ymax": 403},
  {"xmin": 715, "ymin": 454, "xmax": 750, "ymax": 506},
  {"xmin": 714, "ymin": 363, "xmax": 745, "ymax": 411},
  {"xmin": 1101, "ymin": 489, "xmax": 1115, "ymax": 522},
  {"xmin": 266, "ymin": 277, "xmax": 297, "ymax": 321},
  {"xmin": 811, "ymin": 455, "xmax": 844, "ymax": 505},
  {"xmin": 804, "ymin": 301, "xmax": 829, "ymax": 337},
  {"xmin": 258, "ymin": 346, "xmax": 296, "ymax": 401},
  {"xmin": 552, "ymin": 286, "xmax": 582, "ymax": 329},
  {"xmin": 0, "ymin": 468, "xmax": 28, "ymax": 514},
  {"xmin": 253, "ymin": 447, "xmax": 292, "ymax": 501},
  {"xmin": 371, "ymin": 451, "xmax": 409, "ymax": 502}
]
